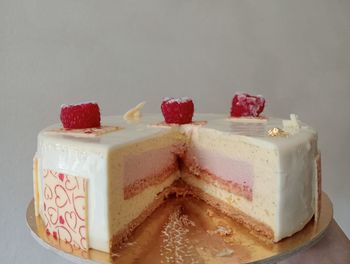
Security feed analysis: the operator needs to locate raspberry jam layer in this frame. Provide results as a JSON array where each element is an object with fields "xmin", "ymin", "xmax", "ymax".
[
  {"xmin": 123, "ymin": 146, "xmax": 178, "ymax": 199},
  {"xmin": 183, "ymin": 147, "xmax": 253, "ymax": 200}
]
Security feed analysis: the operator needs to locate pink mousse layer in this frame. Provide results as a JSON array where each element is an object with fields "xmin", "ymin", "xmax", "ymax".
[
  {"xmin": 184, "ymin": 146, "xmax": 253, "ymax": 200},
  {"xmin": 123, "ymin": 146, "xmax": 178, "ymax": 199}
]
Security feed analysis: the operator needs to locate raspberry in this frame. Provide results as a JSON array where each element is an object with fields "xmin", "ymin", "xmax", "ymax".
[
  {"xmin": 230, "ymin": 93, "xmax": 265, "ymax": 117},
  {"xmin": 161, "ymin": 97, "xmax": 194, "ymax": 124},
  {"xmin": 60, "ymin": 102, "xmax": 101, "ymax": 129}
]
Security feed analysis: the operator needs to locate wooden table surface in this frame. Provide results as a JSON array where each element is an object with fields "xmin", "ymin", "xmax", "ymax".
[{"xmin": 279, "ymin": 220, "xmax": 350, "ymax": 264}]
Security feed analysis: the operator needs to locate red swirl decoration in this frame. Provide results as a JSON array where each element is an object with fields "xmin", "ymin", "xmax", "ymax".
[
  {"xmin": 44, "ymin": 185, "xmax": 53, "ymax": 200},
  {"xmin": 73, "ymin": 195, "xmax": 86, "ymax": 221},
  {"xmin": 47, "ymin": 207, "xmax": 58, "ymax": 225},
  {"xmin": 50, "ymin": 170, "xmax": 58, "ymax": 177},
  {"xmin": 57, "ymin": 226, "xmax": 72, "ymax": 243},
  {"xmin": 44, "ymin": 214, "xmax": 50, "ymax": 229},
  {"xmin": 65, "ymin": 175, "xmax": 79, "ymax": 191},
  {"xmin": 43, "ymin": 169, "xmax": 50, "ymax": 178},
  {"xmin": 80, "ymin": 237, "xmax": 87, "ymax": 251},
  {"xmin": 65, "ymin": 211, "xmax": 77, "ymax": 232},
  {"xmin": 79, "ymin": 225, "xmax": 86, "ymax": 239},
  {"xmin": 54, "ymin": 184, "xmax": 70, "ymax": 208},
  {"xmin": 79, "ymin": 225, "xmax": 87, "ymax": 250},
  {"xmin": 42, "ymin": 169, "xmax": 88, "ymax": 251}
]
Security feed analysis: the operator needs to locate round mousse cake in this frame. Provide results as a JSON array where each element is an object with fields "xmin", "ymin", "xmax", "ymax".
[{"xmin": 32, "ymin": 94, "xmax": 321, "ymax": 253}]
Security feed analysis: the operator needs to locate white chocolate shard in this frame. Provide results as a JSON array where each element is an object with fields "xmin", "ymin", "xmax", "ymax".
[
  {"xmin": 123, "ymin": 101, "xmax": 146, "ymax": 121},
  {"xmin": 283, "ymin": 114, "xmax": 301, "ymax": 134}
]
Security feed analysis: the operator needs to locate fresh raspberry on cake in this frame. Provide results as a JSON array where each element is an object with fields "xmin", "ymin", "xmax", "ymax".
[
  {"xmin": 161, "ymin": 97, "xmax": 194, "ymax": 124},
  {"xmin": 230, "ymin": 93, "xmax": 265, "ymax": 117},
  {"xmin": 60, "ymin": 102, "xmax": 101, "ymax": 129}
]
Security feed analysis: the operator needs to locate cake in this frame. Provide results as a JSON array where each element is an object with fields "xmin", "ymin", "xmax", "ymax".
[{"xmin": 32, "ymin": 94, "xmax": 321, "ymax": 253}]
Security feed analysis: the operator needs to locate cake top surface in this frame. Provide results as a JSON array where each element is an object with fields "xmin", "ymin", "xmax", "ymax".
[{"xmin": 39, "ymin": 113, "xmax": 317, "ymax": 152}]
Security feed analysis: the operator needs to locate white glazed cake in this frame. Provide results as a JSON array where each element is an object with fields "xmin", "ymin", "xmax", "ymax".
[{"xmin": 33, "ymin": 111, "xmax": 321, "ymax": 253}]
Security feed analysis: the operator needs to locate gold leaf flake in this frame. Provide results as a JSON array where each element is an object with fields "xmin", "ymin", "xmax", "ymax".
[{"xmin": 267, "ymin": 127, "xmax": 288, "ymax": 137}]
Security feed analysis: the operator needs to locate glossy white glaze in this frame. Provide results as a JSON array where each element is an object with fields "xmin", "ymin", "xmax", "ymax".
[{"xmin": 35, "ymin": 113, "xmax": 318, "ymax": 251}]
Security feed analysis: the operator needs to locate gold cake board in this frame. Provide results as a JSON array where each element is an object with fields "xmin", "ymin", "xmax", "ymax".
[{"xmin": 26, "ymin": 193, "xmax": 333, "ymax": 264}]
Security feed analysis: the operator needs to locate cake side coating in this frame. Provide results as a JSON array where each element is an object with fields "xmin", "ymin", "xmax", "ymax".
[{"xmin": 34, "ymin": 113, "xmax": 319, "ymax": 252}]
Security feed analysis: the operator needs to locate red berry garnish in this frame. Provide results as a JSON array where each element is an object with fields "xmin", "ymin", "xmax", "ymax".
[
  {"xmin": 161, "ymin": 97, "xmax": 194, "ymax": 124},
  {"xmin": 53, "ymin": 231, "xmax": 58, "ymax": 240},
  {"xmin": 230, "ymin": 93, "xmax": 265, "ymax": 117},
  {"xmin": 59, "ymin": 216, "xmax": 65, "ymax": 224},
  {"xmin": 60, "ymin": 102, "xmax": 101, "ymax": 129},
  {"xmin": 46, "ymin": 229, "xmax": 51, "ymax": 236}
]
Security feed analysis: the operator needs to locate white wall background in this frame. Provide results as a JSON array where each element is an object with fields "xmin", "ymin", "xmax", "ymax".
[{"xmin": 1, "ymin": 0, "xmax": 349, "ymax": 263}]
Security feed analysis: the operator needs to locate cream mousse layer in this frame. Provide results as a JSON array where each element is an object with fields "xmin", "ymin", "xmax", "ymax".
[
  {"xmin": 108, "ymin": 130, "xmax": 186, "ymax": 250},
  {"xmin": 35, "ymin": 114, "xmax": 319, "ymax": 252}
]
